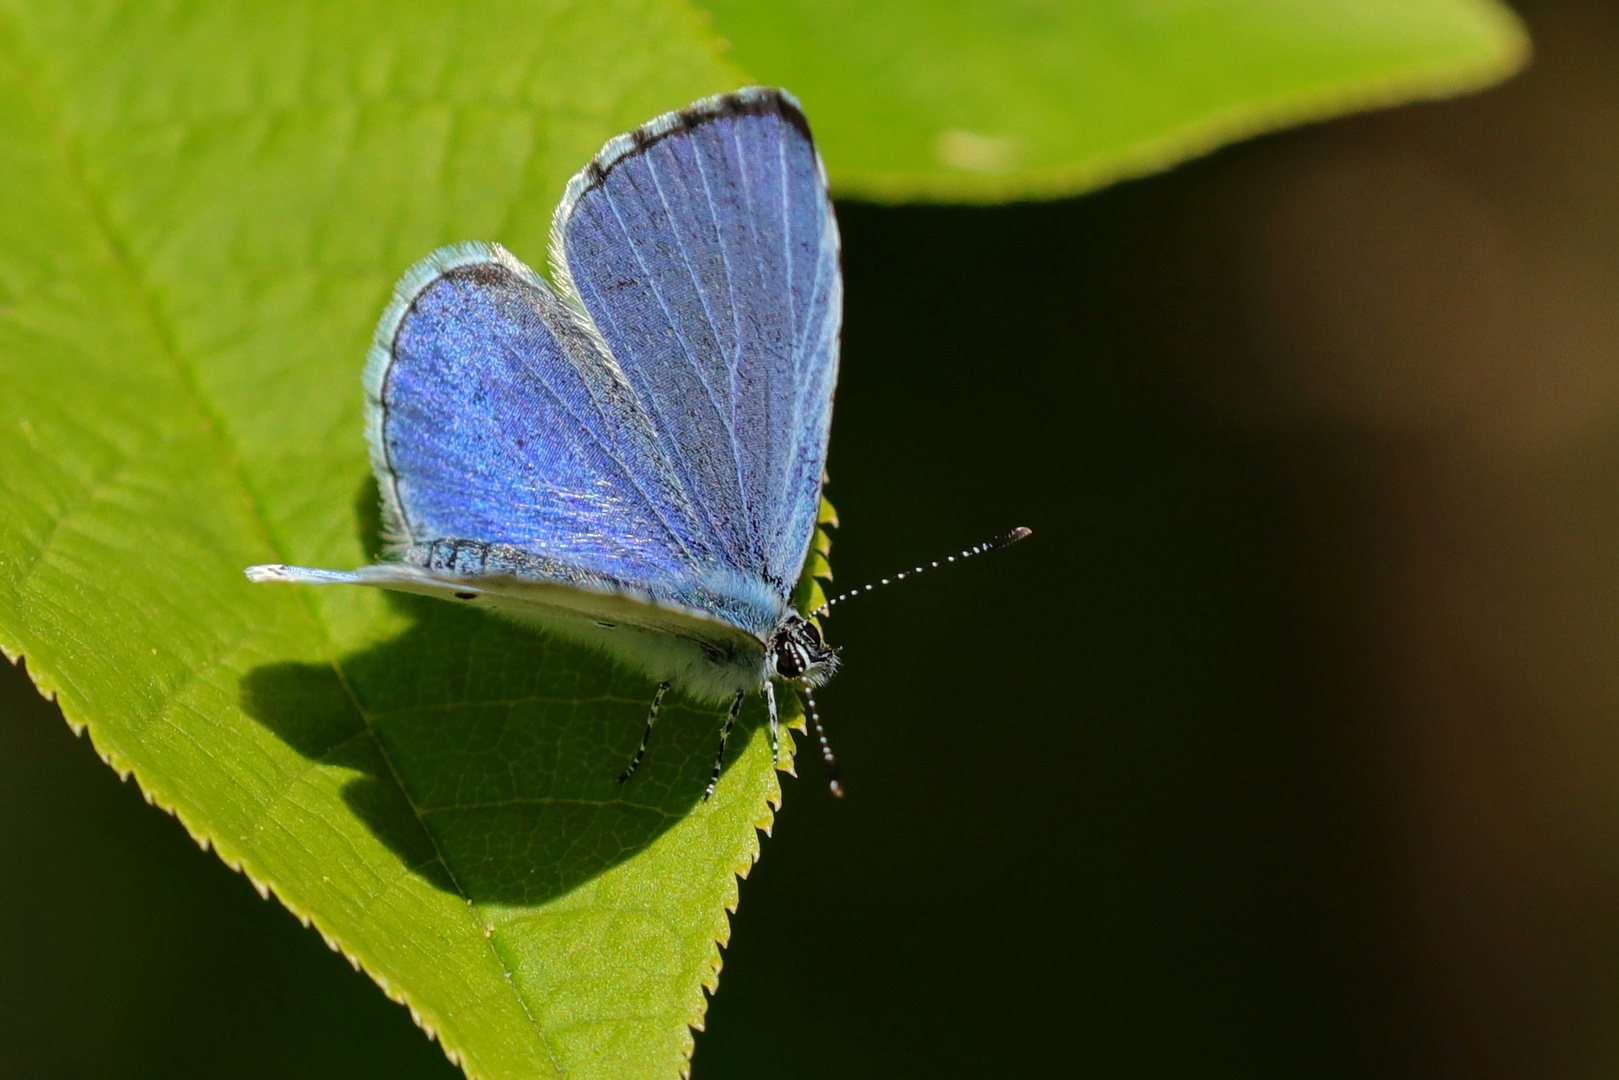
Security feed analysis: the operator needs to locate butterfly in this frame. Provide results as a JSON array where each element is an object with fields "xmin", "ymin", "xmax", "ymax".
[{"xmin": 247, "ymin": 87, "xmax": 1028, "ymax": 800}]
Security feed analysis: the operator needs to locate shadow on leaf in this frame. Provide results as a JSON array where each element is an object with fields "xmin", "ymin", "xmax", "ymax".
[{"xmin": 238, "ymin": 477, "xmax": 761, "ymax": 907}]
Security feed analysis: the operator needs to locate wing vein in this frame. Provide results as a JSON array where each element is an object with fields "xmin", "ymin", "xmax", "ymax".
[
  {"xmin": 595, "ymin": 181, "xmax": 746, "ymax": 557},
  {"xmin": 504, "ymin": 327, "xmax": 704, "ymax": 565},
  {"xmin": 642, "ymin": 146, "xmax": 755, "ymax": 548},
  {"xmin": 689, "ymin": 135, "xmax": 763, "ymax": 560},
  {"xmin": 775, "ymin": 211, "xmax": 835, "ymax": 571},
  {"xmin": 774, "ymin": 133, "xmax": 805, "ymax": 553},
  {"xmin": 726, "ymin": 124, "xmax": 780, "ymax": 557}
]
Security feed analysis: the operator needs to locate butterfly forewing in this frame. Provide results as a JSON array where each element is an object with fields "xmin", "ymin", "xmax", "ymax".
[{"xmin": 554, "ymin": 88, "xmax": 840, "ymax": 604}]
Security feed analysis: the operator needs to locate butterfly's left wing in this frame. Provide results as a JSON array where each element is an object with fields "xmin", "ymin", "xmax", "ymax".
[{"xmin": 550, "ymin": 87, "xmax": 841, "ymax": 606}]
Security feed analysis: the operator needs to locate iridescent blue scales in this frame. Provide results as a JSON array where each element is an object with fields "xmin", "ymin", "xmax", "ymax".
[{"xmin": 247, "ymin": 88, "xmax": 843, "ymax": 798}]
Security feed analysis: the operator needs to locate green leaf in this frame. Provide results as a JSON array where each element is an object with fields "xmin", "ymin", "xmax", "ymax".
[
  {"xmin": 0, "ymin": 0, "xmax": 1531, "ymax": 1077},
  {"xmin": 0, "ymin": 3, "xmax": 826, "ymax": 1078},
  {"xmin": 698, "ymin": 0, "xmax": 1531, "ymax": 201}
]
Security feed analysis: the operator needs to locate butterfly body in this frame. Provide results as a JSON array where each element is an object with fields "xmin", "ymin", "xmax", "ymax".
[{"xmin": 248, "ymin": 88, "xmax": 842, "ymax": 730}]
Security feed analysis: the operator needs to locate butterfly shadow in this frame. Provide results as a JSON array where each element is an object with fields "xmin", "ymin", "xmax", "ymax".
[{"xmin": 238, "ymin": 478, "xmax": 763, "ymax": 907}]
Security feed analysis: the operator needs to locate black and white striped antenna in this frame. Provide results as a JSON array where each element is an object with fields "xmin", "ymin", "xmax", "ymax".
[
  {"xmin": 809, "ymin": 526, "xmax": 1031, "ymax": 619},
  {"xmin": 799, "ymin": 526, "xmax": 1031, "ymax": 797}
]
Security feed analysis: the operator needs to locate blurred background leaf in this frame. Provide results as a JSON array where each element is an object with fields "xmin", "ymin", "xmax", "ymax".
[{"xmin": 702, "ymin": 0, "xmax": 1528, "ymax": 200}]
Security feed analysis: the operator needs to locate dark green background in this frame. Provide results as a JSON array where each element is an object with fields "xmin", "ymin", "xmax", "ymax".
[{"xmin": 5, "ymin": 1, "xmax": 1618, "ymax": 1076}]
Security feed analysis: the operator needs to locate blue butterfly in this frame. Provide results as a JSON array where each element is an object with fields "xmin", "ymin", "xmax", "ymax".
[
  {"xmin": 249, "ymin": 88, "xmax": 844, "ymax": 799},
  {"xmin": 248, "ymin": 87, "xmax": 1030, "ymax": 799}
]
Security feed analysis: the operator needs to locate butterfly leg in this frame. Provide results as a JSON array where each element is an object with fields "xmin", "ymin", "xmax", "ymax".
[
  {"xmin": 764, "ymin": 681, "xmax": 780, "ymax": 767},
  {"xmin": 804, "ymin": 690, "xmax": 843, "ymax": 797},
  {"xmin": 703, "ymin": 690, "xmax": 746, "ymax": 802},
  {"xmin": 618, "ymin": 681, "xmax": 671, "ymax": 784}
]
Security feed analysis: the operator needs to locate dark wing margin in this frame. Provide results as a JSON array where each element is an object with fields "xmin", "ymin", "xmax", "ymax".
[{"xmin": 549, "ymin": 87, "xmax": 841, "ymax": 604}]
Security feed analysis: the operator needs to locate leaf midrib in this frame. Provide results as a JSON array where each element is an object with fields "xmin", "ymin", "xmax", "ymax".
[{"xmin": 0, "ymin": 15, "xmax": 562, "ymax": 1077}]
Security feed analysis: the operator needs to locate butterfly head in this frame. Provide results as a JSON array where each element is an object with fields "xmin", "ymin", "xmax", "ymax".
[{"xmin": 768, "ymin": 614, "xmax": 840, "ymax": 688}]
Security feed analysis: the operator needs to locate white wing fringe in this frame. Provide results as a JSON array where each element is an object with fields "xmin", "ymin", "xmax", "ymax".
[{"xmin": 245, "ymin": 564, "xmax": 370, "ymax": 585}]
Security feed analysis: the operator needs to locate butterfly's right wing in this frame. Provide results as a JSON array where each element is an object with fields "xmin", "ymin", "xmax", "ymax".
[
  {"xmin": 550, "ymin": 88, "xmax": 840, "ymax": 607},
  {"xmin": 362, "ymin": 243, "xmax": 725, "ymax": 607}
]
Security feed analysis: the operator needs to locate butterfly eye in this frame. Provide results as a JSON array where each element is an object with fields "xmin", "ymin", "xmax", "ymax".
[{"xmin": 772, "ymin": 639, "xmax": 809, "ymax": 679}]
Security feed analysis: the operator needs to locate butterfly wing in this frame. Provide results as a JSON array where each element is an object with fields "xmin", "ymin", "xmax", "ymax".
[
  {"xmin": 551, "ymin": 87, "xmax": 841, "ymax": 609},
  {"xmin": 357, "ymin": 242, "xmax": 782, "ymax": 639}
]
